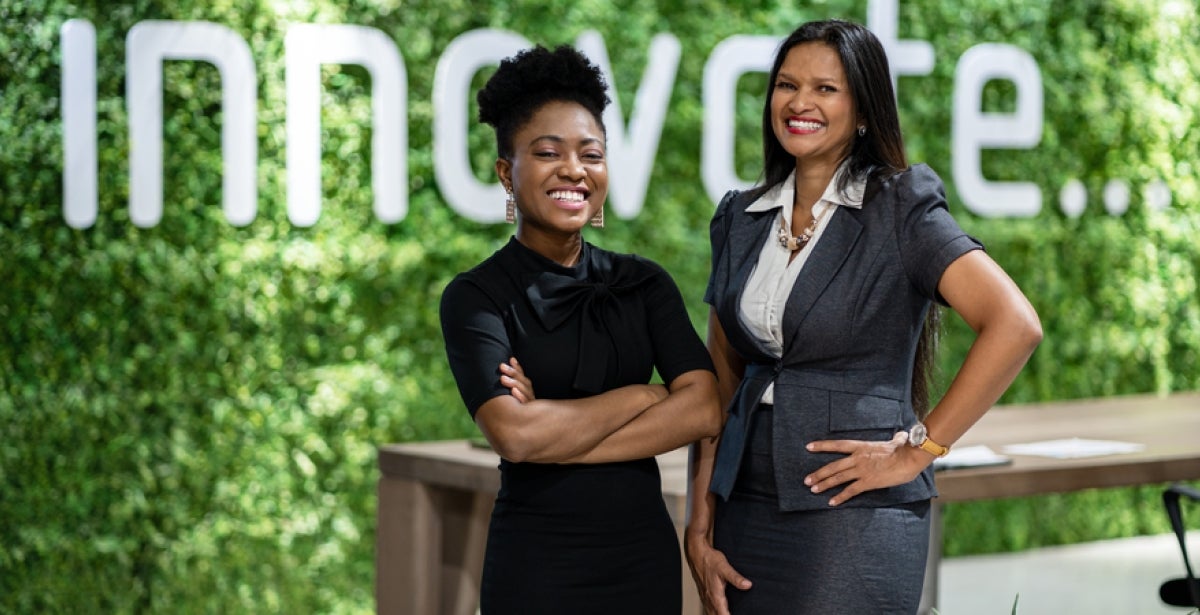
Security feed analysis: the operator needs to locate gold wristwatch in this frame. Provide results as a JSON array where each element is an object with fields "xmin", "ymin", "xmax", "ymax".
[{"xmin": 907, "ymin": 422, "xmax": 950, "ymax": 457}]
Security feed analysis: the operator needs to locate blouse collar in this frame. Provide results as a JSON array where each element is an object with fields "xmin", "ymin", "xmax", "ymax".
[{"xmin": 745, "ymin": 162, "xmax": 866, "ymax": 213}]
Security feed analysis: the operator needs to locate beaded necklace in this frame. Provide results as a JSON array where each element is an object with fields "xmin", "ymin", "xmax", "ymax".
[{"xmin": 776, "ymin": 204, "xmax": 830, "ymax": 251}]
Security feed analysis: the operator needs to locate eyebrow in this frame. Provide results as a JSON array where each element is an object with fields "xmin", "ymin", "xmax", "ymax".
[
  {"xmin": 528, "ymin": 135, "xmax": 605, "ymax": 147},
  {"xmin": 777, "ymin": 70, "xmax": 843, "ymax": 84}
]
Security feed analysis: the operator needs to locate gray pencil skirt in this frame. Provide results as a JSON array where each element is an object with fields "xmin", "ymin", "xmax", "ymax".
[{"xmin": 713, "ymin": 405, "xmax": 931, "ymax": 614}]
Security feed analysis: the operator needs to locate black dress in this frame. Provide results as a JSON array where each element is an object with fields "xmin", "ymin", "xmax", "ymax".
[{"xmin": 440, "ymin": 237, "xmax": 714, "ymax": 615}]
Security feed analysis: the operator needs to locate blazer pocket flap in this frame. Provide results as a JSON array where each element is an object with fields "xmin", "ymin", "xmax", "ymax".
[{"xmin": 827, "ymin": 391, "xmax": 903, "ymax": 432}]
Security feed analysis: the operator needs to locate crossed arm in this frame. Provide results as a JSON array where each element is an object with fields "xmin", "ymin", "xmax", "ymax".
[{"xmin": 474, "ymin": 359, "xmax": 722, "ymax": 465}]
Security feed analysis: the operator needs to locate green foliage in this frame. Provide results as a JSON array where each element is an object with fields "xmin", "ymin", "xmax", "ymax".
[
  {"xmin": 914, "ymin": 0, "xmax": 1200, "ymax": 557},
  {"xmin": 2, "ymin": 0, "xmax": 1198, "ymax": 611}
]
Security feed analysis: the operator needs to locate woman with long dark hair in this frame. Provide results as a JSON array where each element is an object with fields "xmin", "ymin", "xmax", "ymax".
[{"xmin": 685, "ymin": 19, "xmax": 1042, "ymax": 614}]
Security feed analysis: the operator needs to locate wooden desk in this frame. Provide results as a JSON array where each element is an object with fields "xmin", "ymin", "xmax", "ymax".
[{"xmin": 376, "ymin": 392, "xmax": 1200, "ymax": 615}]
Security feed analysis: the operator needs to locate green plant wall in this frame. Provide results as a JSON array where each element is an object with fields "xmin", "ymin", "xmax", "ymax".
[{"xmin": 2, "ymin": 0, "xmax": 1197, "ymax": 611}]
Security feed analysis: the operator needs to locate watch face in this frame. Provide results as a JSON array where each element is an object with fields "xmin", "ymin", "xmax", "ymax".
[{"xmin": 909, "ymin": 423, "xmax": 928, "ymax": 446}]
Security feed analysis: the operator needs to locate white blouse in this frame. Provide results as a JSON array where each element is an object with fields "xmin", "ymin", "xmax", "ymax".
[{"xmin": 738, "ymin": 166, "xmax": 866, "ymax": 404}]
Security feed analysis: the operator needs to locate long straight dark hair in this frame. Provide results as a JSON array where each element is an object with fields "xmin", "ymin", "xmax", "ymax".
[{"xmin": 759, "ymin": 19, "xmax": 940, "ymax": 416}]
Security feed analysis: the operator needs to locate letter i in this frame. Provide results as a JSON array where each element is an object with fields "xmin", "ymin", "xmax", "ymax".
[{"xmin": 61, "ymin": 19, "xmax": 98, "ymax": 229}]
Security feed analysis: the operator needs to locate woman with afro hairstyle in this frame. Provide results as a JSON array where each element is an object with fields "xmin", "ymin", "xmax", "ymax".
[{"xmin": 439, "ymin": 45, "xmax": 722, "ymax": 614}]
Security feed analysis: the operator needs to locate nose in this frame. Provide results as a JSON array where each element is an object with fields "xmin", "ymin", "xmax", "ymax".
[
  {"xmin": 559, "ymin": 154, "xmax": 585, "ymax": 180},
  {"xmin": 786, "ymin": 90, "xmax": 811, "ymax": 113}
]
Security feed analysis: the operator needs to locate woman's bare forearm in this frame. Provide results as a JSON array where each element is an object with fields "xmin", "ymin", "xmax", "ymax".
[
  {"xmin": 688, "ymin": 309, "xmax": 744, "ymax": 539},
  {"xmin": 685, "ymin": 434, "xmax": 720, "ymax": 542},
  {"xmin": 559, "ymin": 370, "xmax": 721, "ymax": 464},
  {"xmin": 474, "ymin": 382, "xmax": 666, "ymax": 463},
  {"xmin": 923, "ymin": 250, "xmax": 1042, "ymax": 448}
]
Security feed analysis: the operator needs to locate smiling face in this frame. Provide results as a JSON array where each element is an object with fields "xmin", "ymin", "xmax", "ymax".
[
  {"xmin": 770, "ymin": 42, "xmax": 860, "ymax": 175},
  {"xmin": 496, "ymin": 100, "xmax": 608, "ymax": 245}
]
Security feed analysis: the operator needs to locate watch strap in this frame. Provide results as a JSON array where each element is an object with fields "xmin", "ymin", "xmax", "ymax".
[{"xmin": 918, "ymin": 435, "xmax": 950, "ymax": 457}]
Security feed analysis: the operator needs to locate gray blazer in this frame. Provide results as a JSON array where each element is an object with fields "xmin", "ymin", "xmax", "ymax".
[{"xmin": 704, "ymin": 164, "xmax": 982, "ymax": 511}]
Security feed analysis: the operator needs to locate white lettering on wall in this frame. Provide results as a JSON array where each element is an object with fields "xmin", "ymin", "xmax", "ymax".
[
  {"xmin": 952, "ymin": 43, "xmax": 1044, "ymax": 217},
  {"xmin": 126, "ymin": 21, "xmax": 257, "ymax": 227},
  {"xmin": 285, "ymin": 24, "xmax": 407, "ymax": 227},
  {"xmin": 61, "ymin": 19, "xmax": 97, "ymax": 229},
  {"xmin": 433, "ymin": 29, "xmax": 532, "ymax": 224},
  {"xmin": 63, "ymin": 13, "xmax": 1165, "ymax": 228},
  {"xmin": 868, "ymin": 0, "xmax": 935, "ymax": 96},
  {"xmin": 700, "ymin": 35, "xmax": 779, "ymax": 203},
  {"xmin": 577, "ymin": 30, "xmax": 680, "ymax": 219}
]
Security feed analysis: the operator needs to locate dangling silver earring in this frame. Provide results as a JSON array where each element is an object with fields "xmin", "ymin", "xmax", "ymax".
[
  {"xmin": 504, "ymin": 190, "xmax": 515, "ymax": 224},
  {"xmin": 857, "ymin": 125, "xmax": 867, "ymax": 137},
  {"xmin": 589, "ymin": 206, "xmax": 604, "ymax": 228}
]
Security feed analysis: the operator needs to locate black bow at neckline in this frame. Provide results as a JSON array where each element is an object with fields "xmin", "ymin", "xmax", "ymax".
[{"xmin": 524, "ymin": 254, "xmax": 657, "ymax": 394}]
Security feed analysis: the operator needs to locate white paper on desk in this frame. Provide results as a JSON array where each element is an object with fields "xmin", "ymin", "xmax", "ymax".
[
  {"xmin": 933, "ymin": 445, "xmax": 1012, "ymax": 470},
  {"xmin": 1001, "ymin": 438, "xmax": 1146, "ymax": 459}
]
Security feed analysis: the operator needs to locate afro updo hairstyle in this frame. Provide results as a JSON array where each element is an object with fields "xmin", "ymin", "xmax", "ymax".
[{"xmin": 477, "ymin": 45, "xmax": 611, "ymax": 160}]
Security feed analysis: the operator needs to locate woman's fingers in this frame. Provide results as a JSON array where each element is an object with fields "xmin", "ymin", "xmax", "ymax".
[
  {"xmin": 499, "ymin": 358, "xmax": 536, "ymax": 401},
  {"xmin": 692, "ymin": 545, "xmax": 750, "ymax": 615},
  {"xmin": 802, "ymin": 432, "xmax": 917, "ymax": 505}
]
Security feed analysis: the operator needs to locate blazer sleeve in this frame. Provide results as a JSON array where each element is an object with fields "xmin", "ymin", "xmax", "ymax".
[
  {"xmin": 894, "ymin": 165, "xmax": 984, "ymax": 305},
  {"xmin": 703, "ymin": 189, "xmax": 741, "ymax": 307}
]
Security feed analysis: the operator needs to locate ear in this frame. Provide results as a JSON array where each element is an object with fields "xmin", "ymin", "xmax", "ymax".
[{"xmin": 495, "ymin": 158, "xmax": 513, "ymax": 192}]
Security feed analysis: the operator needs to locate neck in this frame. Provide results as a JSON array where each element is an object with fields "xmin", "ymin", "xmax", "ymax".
[
  {"xmin": 792, "ymin": 158, "xmax": 842, "ymax": 210},
  {"xmin": 516, "ymin": 227, "xmax": 584, "ymax": 267}
]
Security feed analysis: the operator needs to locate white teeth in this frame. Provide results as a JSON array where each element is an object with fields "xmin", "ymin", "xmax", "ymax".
[
  {"xmin": 549, "ymin": 190, "xmax": 585, "ymax": 201},
  {"xmin": 789, "ymin": 120, "xmax": 823, "ymax": 130}
]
